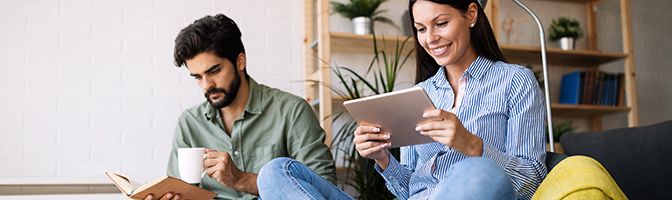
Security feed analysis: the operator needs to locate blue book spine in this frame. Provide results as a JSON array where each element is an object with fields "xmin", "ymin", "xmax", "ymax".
[
  {"xmin": 610, "ymin": 74, "xmax": 618, "ymax": 106},
  {"xmin": 559, "ymin": 71, "xmax": 583, "ymax": 104},
  {"xmin": 604, "ymin": 74, "xmax": 612, "ymax": 106}
]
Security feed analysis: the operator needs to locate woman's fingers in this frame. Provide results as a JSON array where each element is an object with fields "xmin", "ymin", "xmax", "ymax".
[
  {"xmin": 420, "ymin": 130, "xmax": 454, "ymax": 145},
  {"xmin": 353, "ymin": 132, "xmax": 390, "ymax": 144},
  {"xmin": 416, "ymin": 121, "xmax": 453, "ymax": 132},
  {"xmin": 354, "ymin": 125, "xmax": 381, "ymax": 135},
  {"xmin": 357, "ymin": 141, "xmax": 391, "ymax": 157},
  {"xmin": 419, "ymin": 129, "xmax": 452, "ymax": 138},
  {"xmin": 356, "ymin": 140, "xmax": 389, "ymax": 150},
  {"xmin": 422, "ymin": 109, "xmax": 443, "ymax": 118},
  {"xmin": 422, "ymin": 109, "xmax": 456, "ymax": 121}
]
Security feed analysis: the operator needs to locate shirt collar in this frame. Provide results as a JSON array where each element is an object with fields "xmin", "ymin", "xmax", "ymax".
[
  {"xmin": 244, "ymin": 77, "xmax": 263, "ymax": 115},
  {"xmin": 203, "ymin": 77, "xmax": 263, "ymax": 122},
  {"xmin": 429, "ymin": 56, "xmax": 494, "ymax": 88},
  {"xmin": 465, "ymin": 56, "xmax": 493, "ymax": 80}
]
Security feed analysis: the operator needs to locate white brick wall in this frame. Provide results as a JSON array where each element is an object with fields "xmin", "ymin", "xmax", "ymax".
[{"xmin": 0, "ymin": 0, "xmax": 305, "ymax": 183}]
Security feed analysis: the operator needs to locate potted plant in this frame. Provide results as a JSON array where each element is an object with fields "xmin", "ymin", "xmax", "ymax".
[
  {"xmin": 545, "ymin": 121, "xmax": 574, "ymax": 152},
  {"xmin": 331, "ymin": 0, "xmax": 398, "ymax": 35},
  {"xmin": 548, "ymin": 17, "xmax": 583, "ymax": 50},
  {"xmin": 310, "ymin": 34, "xmax": 414, "ymax": 199}
]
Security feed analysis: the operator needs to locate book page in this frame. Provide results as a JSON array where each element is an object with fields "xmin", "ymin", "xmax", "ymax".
[{"xmin": 105, "ymin": 171, "xmax": 136, "ymax": 195}]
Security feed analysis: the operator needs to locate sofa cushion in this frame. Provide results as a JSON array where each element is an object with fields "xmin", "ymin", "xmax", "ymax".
[
  {"xmin": 533, "ymin": 156, "xmax": 626, "ymax": 200},
  {"xmin": 560, "ymin": 120, "xmax": 672, "ymax": 200}
]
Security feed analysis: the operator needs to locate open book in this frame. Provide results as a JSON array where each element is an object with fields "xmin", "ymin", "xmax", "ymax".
[{"xmin": 105, "ymin": 171, "xmax": 216, "ymax": 200}]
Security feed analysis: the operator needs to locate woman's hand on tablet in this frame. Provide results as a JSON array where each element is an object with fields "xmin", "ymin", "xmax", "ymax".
[
  {"xmin": 416, "ymin": 109, "xmax": 483, "ymax": 157},
  {"xmin": 354, "ymin": 125, "xmax": 391, "ymax": 169}
]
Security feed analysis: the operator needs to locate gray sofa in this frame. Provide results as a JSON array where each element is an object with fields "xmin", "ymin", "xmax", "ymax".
[{"xmin": 559, "ymin": 120, "xmax": 672, "ymax": 200}]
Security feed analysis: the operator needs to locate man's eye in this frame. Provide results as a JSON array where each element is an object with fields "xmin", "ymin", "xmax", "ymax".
[
  {"xmin": 208, "ymin": 68, "xmax": 221, "ymax": 74},
  {"xmin": 193, "ymin": 76, "xmax": 202, "ymax": 80}
]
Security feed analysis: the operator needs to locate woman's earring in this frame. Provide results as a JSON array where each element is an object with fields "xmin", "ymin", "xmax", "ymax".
[{"xmin": 470, "ymin": 23, "xmax": 475, "ymax": 28}]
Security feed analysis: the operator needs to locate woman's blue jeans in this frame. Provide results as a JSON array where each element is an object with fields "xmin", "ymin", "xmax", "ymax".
[{"xmin": 257, "ymin": 157, "xmax": 515, "ymax": 200}]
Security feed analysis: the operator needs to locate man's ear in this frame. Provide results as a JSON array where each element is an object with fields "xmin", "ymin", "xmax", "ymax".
[
  {"xmin": 236, "ymin": 53, "xmax": 246, "ymax": 72},
  {"xmin": 467, "ymin": 2, "xmax": 478, "ymax": 26}
]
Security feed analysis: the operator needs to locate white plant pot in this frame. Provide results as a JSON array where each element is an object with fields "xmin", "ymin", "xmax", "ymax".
[
  {"xmin": 352, "ymin": 17, "xmax": 372, "ymax": 35},
  {"xmin": 558, "ymin": 37, "xmax": 576, "ymax": 50}
]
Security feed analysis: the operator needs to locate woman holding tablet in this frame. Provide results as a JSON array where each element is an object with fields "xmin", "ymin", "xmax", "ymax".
[
  {"xmin": 258, "ymin": 0, "xmax": 546, "ymax": 199},
  {"xmin": 353, "ymin": 0, "xmax": 547, "ymax": 199}
]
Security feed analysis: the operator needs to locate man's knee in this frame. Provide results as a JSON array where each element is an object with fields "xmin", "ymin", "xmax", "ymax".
[{"xmin": 259, "ymin": 157, "xmax": 294, "ymax": 183}]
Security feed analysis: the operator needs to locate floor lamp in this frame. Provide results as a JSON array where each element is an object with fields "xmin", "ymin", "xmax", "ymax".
[{"xmin": 479, "ymin": 0, "xmax": 556, "ymax": 152}]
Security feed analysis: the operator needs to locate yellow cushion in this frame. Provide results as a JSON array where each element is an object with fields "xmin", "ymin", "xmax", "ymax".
[{"xmin": 532, "ymin": 156, "xmax": 628, "ymax": 200}]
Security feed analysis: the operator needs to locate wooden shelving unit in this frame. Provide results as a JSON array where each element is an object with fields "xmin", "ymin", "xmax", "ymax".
[
  {"xmin": 486, "ymin": 0, "xmax": 639, "ymax": 131},
  {"xmin": 501, "ymin": 44, "xmax": 627, "ymax": 67},
  {"xmin": 551, "ymin": 104, "xmax": 630, "ymax": 117},
  {"xmin": 304, "ymin": 0, "xmax": 639, "ymax": 141}
]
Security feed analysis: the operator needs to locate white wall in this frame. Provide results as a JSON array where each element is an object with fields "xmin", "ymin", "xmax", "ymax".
[
  {"xmin": 0, "ymin": 0, "xmax": 304, "ymax": 183},
  {"xmin": 628, "ymin": 0, "xmax": 672, "ymax": 126}
]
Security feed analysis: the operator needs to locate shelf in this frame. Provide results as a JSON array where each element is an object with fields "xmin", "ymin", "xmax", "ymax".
[
  {"xmin": 329, "ymin": 32, "xmax": 415, "ymax": 53},
  {"xmin": 325, "ymin": 33, "xmax": 626, "ymax": 67},
  {"xmin": 551, "ymin": 103, "xmax": 630, "ymax": 117},
  {"xmin": 501, "ymin": 44, "xmax": 627, "ymax": 67}
]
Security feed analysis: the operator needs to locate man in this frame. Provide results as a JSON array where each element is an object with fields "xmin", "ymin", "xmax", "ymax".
[{"xmin": 147, "ymin": 14, "xmax": 335, "ymax": 200}]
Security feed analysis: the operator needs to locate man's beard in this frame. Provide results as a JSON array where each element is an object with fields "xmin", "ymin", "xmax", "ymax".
[{"xmin": 204, "ymin": 72, "xmax": 241, "ymax": 109}]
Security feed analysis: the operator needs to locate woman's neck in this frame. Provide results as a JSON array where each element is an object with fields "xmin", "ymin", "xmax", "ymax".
[{"xmin": 444, "ymin": 47, "xmax": 478, "ymax": 83}]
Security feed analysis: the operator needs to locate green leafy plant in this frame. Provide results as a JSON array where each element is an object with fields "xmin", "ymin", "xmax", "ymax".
[
  {"xmin": 312, "ymin": 34, "xmax": 414, "ymax": 199},
  {"xmin": 548, "ymin": 17, "xmax": 583, "ymax": 41},
  {"xmin": 331, "ymin": 0, "xmax": 398, "ymax": 29},
  {"xmin": 546, "ymin": 121, "xmax": 574, "ymax": 143}
]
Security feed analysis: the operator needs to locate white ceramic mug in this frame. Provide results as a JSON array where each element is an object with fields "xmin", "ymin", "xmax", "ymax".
[{"xmin": 178, "ymin": 147, "xmax": 205, "ymax": 184}]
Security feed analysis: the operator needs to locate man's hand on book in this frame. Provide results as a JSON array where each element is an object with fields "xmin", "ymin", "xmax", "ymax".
[
  {"xmin": 204, "ymin": 149, "xmax": 259, "ymax": 195},
  {"xmin": 144, "ymin": 192, "xmax": 180, "ymax": 200}
]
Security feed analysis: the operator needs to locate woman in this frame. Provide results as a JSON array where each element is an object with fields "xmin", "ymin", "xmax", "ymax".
[{"xmin": 258, "ymin": 0, "xmax": 546, "ymax": 199}]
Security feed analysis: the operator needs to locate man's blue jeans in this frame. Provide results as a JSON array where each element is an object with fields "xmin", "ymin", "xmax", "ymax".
[{"xmin": 257, "ymin": 157, "xmax": 515, "ymax": 200}]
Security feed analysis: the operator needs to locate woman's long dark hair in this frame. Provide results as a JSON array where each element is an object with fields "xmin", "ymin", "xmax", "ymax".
[{"xmin": 409, "ymin": 0, "xmax": 506, "ymax": 84}]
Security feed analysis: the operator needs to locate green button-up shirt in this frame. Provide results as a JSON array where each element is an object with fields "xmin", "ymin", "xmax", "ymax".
[{"xmin": 167, "ymin": 78, "xmax": 335, "ymax": 199}]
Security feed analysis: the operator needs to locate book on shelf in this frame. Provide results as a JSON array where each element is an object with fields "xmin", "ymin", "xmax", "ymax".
[
  {"xmin": 582, "ymin": 70, "xmax": 593, "ymax": 104},
  {"xmin": 559, "ymin": 70, "xmax": 625, "ymax": 107},
  {"xmin": 616, "ymin": 73, "xmax": 625, "ymax": 106},
  {"xmin": 105, "ymin": 171, "xmax": 216, "ymax": 200},
  {"xmin": 559, "ymin": 71, "xmax": 583, "ymax": 104},
  {"xmin": 594, "ymin": 71, "xmax": 605, "ymax": 105}
]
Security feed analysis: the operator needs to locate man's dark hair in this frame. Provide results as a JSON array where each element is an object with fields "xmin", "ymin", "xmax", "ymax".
[{"xmin": 173, "ymin": 14, "xmax": 246, "ymax": 73}]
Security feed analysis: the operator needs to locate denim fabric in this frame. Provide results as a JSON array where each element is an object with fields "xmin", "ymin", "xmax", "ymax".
[
  {"xmin": 430, "ymin": 157, "xmax": 515, "ymax": 200},
  {"xmin": 258, "ymin": 157, "xmax": 515, "ymax": 200},
  {"xmin": 258, "ymin": 157, "xmax": 353, "ymax": 200}
]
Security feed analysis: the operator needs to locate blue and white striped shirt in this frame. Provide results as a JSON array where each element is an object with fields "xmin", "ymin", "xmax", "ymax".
[{"xmin": 375, "ymin": 56, "xmax": 547, "ymax": 200}]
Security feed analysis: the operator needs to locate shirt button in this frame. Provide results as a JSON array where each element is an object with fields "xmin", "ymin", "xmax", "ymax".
[{"xmin": 233, "ymin": 151, "xmax": 239, "ymax": 156}]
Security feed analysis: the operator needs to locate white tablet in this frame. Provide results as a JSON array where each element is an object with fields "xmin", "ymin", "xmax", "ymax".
[{"xmin": 342, "ymin": 87, "xmax": 437, "ymax": 148}]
